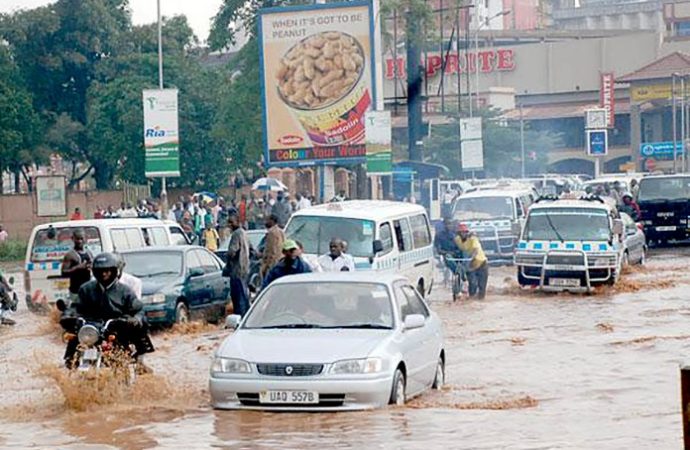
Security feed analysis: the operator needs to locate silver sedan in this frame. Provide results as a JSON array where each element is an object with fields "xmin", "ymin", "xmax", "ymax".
[{"xmin": 209, "ymin": 272, "xmax": 446, "ymax": 411}]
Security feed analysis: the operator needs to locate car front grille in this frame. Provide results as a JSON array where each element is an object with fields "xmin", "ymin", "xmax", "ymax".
[
  {"xmin": 256, "ymin": 363, "xmax": 324, "ymax": 377},
  {"xmin": 545, "ymin": 254, "xmax": 585, "ymax": 266},
  {"xmin": 237, "ymin": 393, "xmax": 345, "ymax": 407}
]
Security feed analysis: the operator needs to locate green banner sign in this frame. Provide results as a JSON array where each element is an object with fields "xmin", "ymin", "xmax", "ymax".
[{"xmin": 143, "ymin": 89, "xmax": 181, "ymax": 177}]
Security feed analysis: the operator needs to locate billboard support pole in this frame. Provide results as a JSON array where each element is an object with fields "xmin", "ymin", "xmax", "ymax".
[
  {"xmin": 157, "ymin": 0, "xmax": 168, "ymax": 212},
  {"xmin": 673, "ymin": 74, "xmax": 678, "ymax": 173}
]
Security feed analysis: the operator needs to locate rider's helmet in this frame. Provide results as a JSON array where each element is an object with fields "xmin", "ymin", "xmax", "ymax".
[{"xmin": 92, "ymin": 252, "xmax": 120, "ymax": 288}]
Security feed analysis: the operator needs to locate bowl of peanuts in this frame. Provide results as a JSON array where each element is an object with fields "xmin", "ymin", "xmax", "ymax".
[{"xmin": 276, "ymin": 31, "xmax": 371, "ymax": 147}]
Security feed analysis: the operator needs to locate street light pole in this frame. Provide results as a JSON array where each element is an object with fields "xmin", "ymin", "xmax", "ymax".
[
  {"xmin": 520, "ymin": 103, "xmax": 525, "ymax": 178},
  {"xmin": 157, "ymin": 0, "xmax": 168, "ymax": 212}
]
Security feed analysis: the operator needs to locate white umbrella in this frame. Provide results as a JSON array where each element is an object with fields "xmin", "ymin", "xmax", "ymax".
[{"xmin": 252, "ymin": 177, "xmax": 287, "ymax": 192}]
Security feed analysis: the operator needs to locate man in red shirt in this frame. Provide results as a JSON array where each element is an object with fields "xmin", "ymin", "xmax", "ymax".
[
  {"xmin": 70, "ymin": 208, "xmax": 84, "ymax": 221},
  {"xmin": 238, "ymin": 194, "xmax": 248, "ymax": 228}
]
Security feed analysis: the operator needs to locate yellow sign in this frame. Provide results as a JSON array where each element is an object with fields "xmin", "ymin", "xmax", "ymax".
[
  {"xmin": 619, "ymin": 162, "xmax": 636, "ymax": 172},
  {"xmin": 631, "ymin": 84, "xmax": 672, "ymax": 102}
]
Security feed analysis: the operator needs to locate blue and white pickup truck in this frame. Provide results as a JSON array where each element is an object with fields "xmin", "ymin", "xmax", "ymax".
[{"xmin": 514, "ymin": 196, "xmax": 626, "ymax": 292}]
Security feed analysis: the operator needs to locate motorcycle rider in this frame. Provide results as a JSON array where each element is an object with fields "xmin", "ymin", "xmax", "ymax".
[{"xmin": 60, "ymin": 252, "xmax": 154, "ymax": 370}]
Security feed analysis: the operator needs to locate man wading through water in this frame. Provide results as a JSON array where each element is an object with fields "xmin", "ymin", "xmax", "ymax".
[
  {"xmin": 454, "ymin": 223, "xmax": 489, "ymax": 300},
  {"xmin": 61, "ymin": 229, "xmax": 93, "ymax": 304}
]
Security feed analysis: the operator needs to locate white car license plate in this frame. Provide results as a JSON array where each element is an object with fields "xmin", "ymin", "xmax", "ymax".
[
  {"xmin": 259, "ymin": 390, "xmax": 319, "ymax": 404},
  {"xmin": 82, "ymin": 348, "xmax": 98, "ymax": 361},
  {"xmin": 549, "ymin": 278, "xmax": 580, "ymax": 287},
  {"xmin": 656, "ymin": 226, "xmax": 676, "ymax": 231},
  {"xmin": 484, "ymin": 249, "xmax": 495, "ymax": 255}
]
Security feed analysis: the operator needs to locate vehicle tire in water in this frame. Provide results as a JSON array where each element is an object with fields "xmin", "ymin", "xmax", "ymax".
[
  {"xmin": 432, "ymin": 356, "xmax": 445, "ymax": 390},
  {"xmin": 175, "ymin": 302, "xmax": 189, "ymax": 324},
  {"xmin": 389, "ymin": 368, "xmax": 406, "ymax": 406}
]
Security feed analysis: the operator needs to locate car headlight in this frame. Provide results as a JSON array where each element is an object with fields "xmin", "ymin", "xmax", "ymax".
[
  {"xmin": 144, "ymin": 293, "xmax": 167, "ymax": 304},
  {"xmin": 330, "ymin": 358, "xmax": 383, "ymax": 374},
  {"xmin": 211, "ymin": 357, "xmax": 251, "ymax": 374},
  {"xmin": 78, "ymin": 324, "xmax": 100, "ymax": 346}
]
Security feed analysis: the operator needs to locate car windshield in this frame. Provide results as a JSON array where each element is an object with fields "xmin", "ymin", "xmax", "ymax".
[
  {"xmin": 453, "ymin": 196, "xmax": 514, "ymax": 220},
  {"xmin": 121, "ymin": 252, "xmax": 183, "ymax": 278},
  {"xmin": 243, "ymin": 282, "xmax": 394, "ymax": 329},
  {"xmin": 30, "ymin": 226, "xmax": 102, "ymax": 263},
  {"xmin": 638, "ymin": 177, "xmax": 690, "ymax": 202},
  {"xmin": 285, "ymin": 216, "xmax": 375, "ymax": 258},
  {"xmin": 524, "ymin": 208, "xmax": 611, "ymax": 241}
]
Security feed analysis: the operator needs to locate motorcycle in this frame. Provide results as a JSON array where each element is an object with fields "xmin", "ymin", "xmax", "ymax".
[
  {"xmin": 57, "ymin": 300, "xmax": 137, "ymax": 379},
  {"xmin": 0, "ymin": 277, "xmax": 18, "ymax": 326}
]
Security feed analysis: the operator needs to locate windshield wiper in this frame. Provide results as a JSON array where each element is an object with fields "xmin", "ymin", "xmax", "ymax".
[
  {"xmin": 544, "ymin": 213, "xmax": 565, "ymax": 243},
  {"xmin": 141, "ymin": 271, "xmax": 179, "ymax": 278},
  {"xmin": 327, "ymin": 323, "xmax": 392, "ymax": 329},
  {"xmin": 259, "ymin": 323, "xmax": 323, "ymax": 329}
]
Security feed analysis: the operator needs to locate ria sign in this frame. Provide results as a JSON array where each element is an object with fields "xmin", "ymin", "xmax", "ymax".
[{"xmin": 385, "ymin": 49, "xmax": 517, "ymax": 80}]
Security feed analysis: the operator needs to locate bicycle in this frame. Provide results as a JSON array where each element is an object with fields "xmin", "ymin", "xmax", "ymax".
[{"xmin": 443, "ymin": 255, "xmax": 472, "ymax": 301}]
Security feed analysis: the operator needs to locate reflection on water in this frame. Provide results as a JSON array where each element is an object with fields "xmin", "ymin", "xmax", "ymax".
[{"xmin": 0, "ymin": 251, "xmax": 688, "ymax": 449}]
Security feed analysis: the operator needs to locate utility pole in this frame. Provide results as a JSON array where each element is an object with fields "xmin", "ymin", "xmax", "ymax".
[
  {"xmin": 520, "ymin": 103, "xmax": 525, "ymax": 178},
  {"xmin": 157, "ymin": 0, "xmax": 168, "ymax": 212},
  {"xmin": 406, "ymin": 9, "xmax": 423, "ymax": 161}
]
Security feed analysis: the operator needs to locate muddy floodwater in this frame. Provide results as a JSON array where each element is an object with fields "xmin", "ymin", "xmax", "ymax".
[{"xmin": 2, "ymin": 249, "xmax": 690, "ymax": 449}]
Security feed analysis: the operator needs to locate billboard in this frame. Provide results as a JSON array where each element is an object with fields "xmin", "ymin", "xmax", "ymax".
[
  {"xmin": 365, "ymin": 110, "xmax": 392, "ymax": 174},
  {"xmin": 258, "ymin": 1, "xmax": 376, "ymax": 167},
  {"xmin": 142, "ymin": 89, "xmax": 180, "ymax": 177},
  {"xmin": 35, "ymin": 176, "xmax": 66, "ymax": 217},
  {"xmin": 460, "ymin": 118, "xmax": 483, "ymax": 171}
]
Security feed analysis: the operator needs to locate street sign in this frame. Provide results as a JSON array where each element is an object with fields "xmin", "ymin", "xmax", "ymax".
[
  {"xmin": 640, "ymin": 141, "xmax": 685, "ymax": 159},
  {"xmin": 587, "ymin": 129, "xmax": 608, "ymax": 156},
  {"xmin": 585, "ymin": 108, "xmax": 607, "ymax": 130},
  {"xmin": 460, "ymin": 118, "xmax": 482, "ymax": 140},
  {"xmin": 461, "ymin": 140, "xmax": 484, "ymax": 170}
]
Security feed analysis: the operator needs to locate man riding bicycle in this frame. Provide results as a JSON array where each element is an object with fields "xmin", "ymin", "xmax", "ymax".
[{"xmin": 434, "ymin": 218, "xmax": 461, "ymax": 272}]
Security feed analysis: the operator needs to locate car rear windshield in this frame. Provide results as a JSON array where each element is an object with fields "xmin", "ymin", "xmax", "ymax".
[
  {"xmin": 524, "ymin": 208, "xmax": 610, "ymax": 242},
  {"xmin": 453, "ymin": 196, "xmax": 514, "ymax": 221},
  {"xmin": 244, "ymin": 282, "xmax": 394, "ymax": 329},
  {"xmin": 121, "ymin": 252, "xmax": 182, "ymax": 279},
  {"xmin": 30, "ymin": 226, "xmax": 102, "ymax": 263},
  {"xmin": 285, "ymin": 216, "xmax": 375, "ymax": 258},
  {"xmin": 638, "ymin": 177, "xmax": 690, "ymax": 202}
]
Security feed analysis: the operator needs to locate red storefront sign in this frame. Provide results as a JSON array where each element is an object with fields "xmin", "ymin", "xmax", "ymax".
[
  {"xmin": 385, "ymin": 49, "xmax": 517, "ymax": 80},
  {"xmin": 600, "ymin": 72, "xmax": 615, "ymax": 128}
]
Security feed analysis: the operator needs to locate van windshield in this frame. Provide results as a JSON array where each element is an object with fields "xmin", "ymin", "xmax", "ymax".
[
  {"xmin": 453, "ymin": 196, "xmax": 514, "ymax": 221},
  {"xmin": 524, "ymin": 208, "xmax": 610, "ymax": 242},
  {"xmin": 30, "ymin": 226, "xmax": 102, "ymax": 263},
  {"xmin": 638, "ymin": 177, "xmax": 690, "ymax": 202},
  {"xmin": 285, "ymin": 216, "xmax": 375, "ymax": 258}
]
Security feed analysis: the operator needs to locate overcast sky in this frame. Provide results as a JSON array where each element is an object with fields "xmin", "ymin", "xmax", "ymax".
[{"xmin": 0, "ymin": 0, "xmax": 224, "ymax": 43}]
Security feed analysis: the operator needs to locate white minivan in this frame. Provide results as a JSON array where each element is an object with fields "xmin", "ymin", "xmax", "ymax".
[
  {"xmin": 284, "ymin": 201, "xmax": 435, "ymax": 296},
  {"xmin": 25, "ymin": 218, "xmax": 190, "ymax": 312}
]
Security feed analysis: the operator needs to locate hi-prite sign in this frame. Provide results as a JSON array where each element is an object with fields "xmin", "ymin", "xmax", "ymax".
[
  {"xmin": 600, "ymin": 72, "xmax": 615, "ymax": 128},
  {"xmin": 384, "ymin": 49, "xmax": 516, "ymax": 80}
]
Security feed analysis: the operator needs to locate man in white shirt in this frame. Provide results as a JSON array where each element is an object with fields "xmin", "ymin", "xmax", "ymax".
[
  {"xmin": 317, "ymin": 238, "xmax": 355, "ymax": 272},
  {"xmin": 296, "ymin": 193, "xmax": 312, "ymax": 211}
]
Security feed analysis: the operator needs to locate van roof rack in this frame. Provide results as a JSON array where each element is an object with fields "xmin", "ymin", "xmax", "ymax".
[
  {"xmin": 578, "ymin": 194, "xmax": 605, "ymax": 203},
  {"xmin": 535, "ymin": 194, "xmax": 560, "ymax": 203}
]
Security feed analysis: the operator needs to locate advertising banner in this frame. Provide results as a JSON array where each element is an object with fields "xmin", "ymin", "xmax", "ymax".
[
  {"xmin": 365, "ymin": 110, "xmax": 392, "ymax": 174},
  {"xmin": 259, "ymin": 1, "xmax": 375, "ymax": 167},
  {"xmin": 460, "ymin": 118, "xmax": 483, "ymax": 171},
  {"xmin": 600, "ymin": 72, "xmax": 615, "ymax": 128},
  {"xmin": 35, "ymin": 176, "xmax": 66, "ymax": 217},
  {"xmin": 640, "ymin": 141, "xmax": 686, "ymax": 160},
  {"xmin": 143, "ymin": 89, "xmax": 180, "ymax": 177},
  {"xmin": 631, "ymin": 84, "xmax": 671, "ymax": 102}
]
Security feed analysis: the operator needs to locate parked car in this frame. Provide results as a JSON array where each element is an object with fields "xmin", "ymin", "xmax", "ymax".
[
  {"xmin": 620, "ymin": 212, "xmax": 647, "ymax": 265},
  {"xmin": 120, "ymin": 246, "xmax": 230, "ymax": 326},
  {"xmin": 210, "ymin": 272, "xmax": 446, "ymax": 411}
]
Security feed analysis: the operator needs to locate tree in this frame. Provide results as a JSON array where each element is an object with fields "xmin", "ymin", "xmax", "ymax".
[{"xmin": 0, "ymin": 46, "xmax": 45, "ymax": 193}]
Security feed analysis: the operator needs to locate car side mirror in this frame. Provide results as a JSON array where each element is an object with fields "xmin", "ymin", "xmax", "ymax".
[
  {"xmin": 403, "ymin": 314, "xmax": 425, "ymax": 330},
  {"xmin": 373, "ymin": 239, "xmax": 384, "ymax": 255},
  {"xmin": 56, "ymin": 298, "xmax": 67, "ymax": 312},
  {"xmin": 8, "ymin": 276, "xmax": 14, "ymax": 286},
  {"xmin": 188, "ymin": 267, "xmax": 205, "ymax": 278},
  {"xmin": 613, "ymin": 219, "xmax": 624, "ymax": 236},
  {"xmin": 225, "ymin": 314, "xmax": 241, "ymax": 330}
]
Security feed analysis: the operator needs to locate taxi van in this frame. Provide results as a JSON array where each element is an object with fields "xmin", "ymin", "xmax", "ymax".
[
  {"xmin": 514, "ymin": 195, "xmax": 625, "ymax": 292},
  {"xmin": 284, "ymin": 201, "xmax": 435, "ymax": 296},
  {"xmin": 25, "ymin": 218, "xmax": 189, "ymax": 312}
]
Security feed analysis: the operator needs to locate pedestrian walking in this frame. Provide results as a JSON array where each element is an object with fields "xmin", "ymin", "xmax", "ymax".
[
  {"xmin": 0, "ymin": 225, "xmax": 9, "ymax": 243},
  {"xmin": 247, "ymin": 198, "xmax": 262, "ymax": 230},
  {"xmin": 271, "ymin": 192, "xmax": 292, "ymax": 227},
  {"xmin": 261, "ymin": 214, "xmax": 285, "ymax": 278},
  {"xmin": 202, "ymin": 222, "xmax": 220, "ymax": 252},
  {"xmin": 223, "ymin": 213, "xmax": 250, "ymax": 316},
  {"xmin": 262, "ymin": 239, "xmax": 312, "ymax": 289},
  {"xmin": 317, "ymin": 238, "xmax": 355, "ymax": 272},
  {"xmin": 70, "ymin": 208, "xmax": 84, "ymax": 221},
  {"xmin": 454, "ymin": 223, "xmax": 489, "ymax": 300}
]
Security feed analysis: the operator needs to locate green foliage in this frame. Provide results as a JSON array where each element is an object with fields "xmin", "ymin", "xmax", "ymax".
[{"xmin": 0, "ymin": 240, "xmax": 27, "ymax": 262}]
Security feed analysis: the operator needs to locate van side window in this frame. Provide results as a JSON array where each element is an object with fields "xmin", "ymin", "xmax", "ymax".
[
  {"xmin": 148, "ymin": 227, "xmax": 169, "ymax": 246},
  {"xmin": 110, "ymin": 228, "xmax": 144, "ymax": 251},
  {"xmin": 409, "ymin": 214, "xmax": 431, "ymax": 248},
  {"xmin": 515, "ymin": 199, "xmax": 524, "ymax": 218},
  {"xmin": 379, "ymin": 222, "xmax": 394, "ymax": 254},
  {"xmin": 393, "ymin": 219, "xmax": 413, "ymax": 252}
]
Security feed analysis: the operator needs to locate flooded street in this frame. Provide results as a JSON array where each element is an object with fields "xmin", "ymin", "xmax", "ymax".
[{"xmin": 1, "ymin": 251, "xmax": 689, "ymax": 449}]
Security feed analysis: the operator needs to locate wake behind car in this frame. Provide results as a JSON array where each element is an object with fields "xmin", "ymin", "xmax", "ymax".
[
  {"xmin": 514, "ymin": 196, "xmax": 626, "ymax": 292},
  {"xmin": 210, "ymin": 272, "xmax": 445, "ymax": 411},
  {"xmin": 637, "ymin": 174, "xmax": 690, "ymax": 245},
  {"xmin": 121, "ymin": 246, "xmax": 230, "ymax": 326}
]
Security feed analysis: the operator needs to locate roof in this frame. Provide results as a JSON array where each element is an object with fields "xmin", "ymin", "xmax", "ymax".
[
  {"xmin": 639, "ymin": 173, "xmax": 690, "ymax": 180},
  {"xmin": 459, "ymin": 188, "xmax": 532, "ymax": 199},
  {"xmin": 617, "ymin": 52, "xmax": 690, "ymax": 83},
  {"xmin": 269, "ymin": 271, "xmax": 407, "ymax": 286},
  {"xmin": 530, "ymin": 199, "xmax": 613, "ymax": 211},
  {"xmin": 31, "ymin": 218, "xmax": 168, "ymax": 230},
  {"xmin": 290, "ymin": 201, "xmax": 426, "ymax": 221}
]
